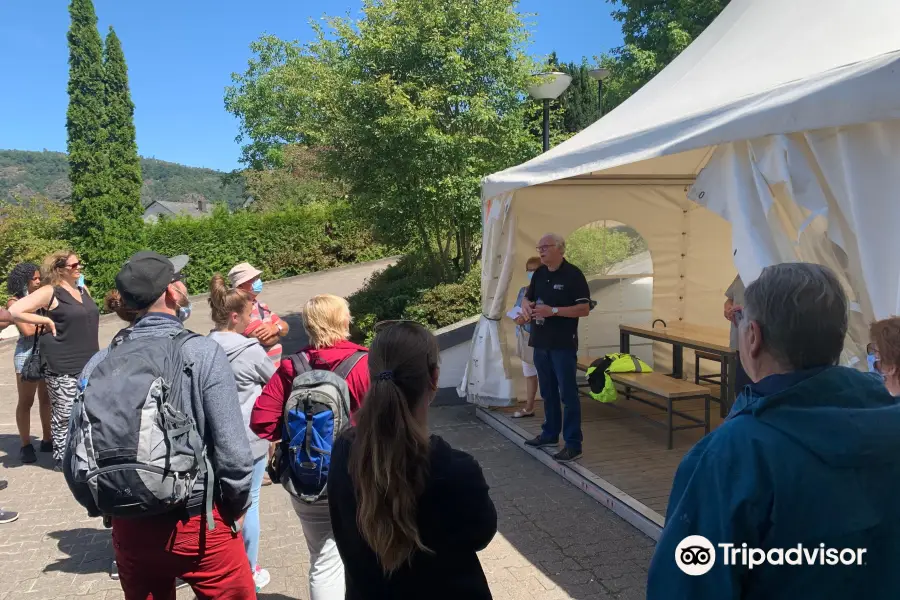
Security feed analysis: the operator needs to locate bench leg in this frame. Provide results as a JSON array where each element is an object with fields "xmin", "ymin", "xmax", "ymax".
[
  {"xmin": 620, "ymin": 330, "xmax": 630, "ymax": 354},
  {"xmin": 694, "ymin": 353, "xmax": 700, "ymax": 385},
  {"xmin": 667, "ymin": 398, "xmax": 674, "ymax": 450},
  {"xmin": 672, "ymin": 344, "xmax": 683, "ymax": 379}
]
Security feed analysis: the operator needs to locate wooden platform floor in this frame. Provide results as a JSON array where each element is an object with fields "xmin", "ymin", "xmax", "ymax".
[{"xmin": 494, "ymin": 377, "xmax": 725, "ymax": 519}]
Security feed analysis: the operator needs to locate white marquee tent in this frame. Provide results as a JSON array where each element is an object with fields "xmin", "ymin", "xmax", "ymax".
[{"xmin": 459, "ymin": 0, "xmax": 900, "ymax": 406}]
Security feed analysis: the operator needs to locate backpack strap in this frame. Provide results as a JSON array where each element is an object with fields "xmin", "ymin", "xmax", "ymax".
[
  {"xmin": 291, "ymin": 352, "xmax": 313, "ymax": 377},
  {"xmin": 169, "ymin": 330, "xmax": 221, "ymax": 532},
  {"xmin": 333, "ymin": 351, "xmax": 367, "ymax": 381}
]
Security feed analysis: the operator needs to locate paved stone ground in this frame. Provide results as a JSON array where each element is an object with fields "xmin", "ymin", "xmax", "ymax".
[{"xmin": 0, "ymin": 258, "xmax": 653, "ymax": 599}]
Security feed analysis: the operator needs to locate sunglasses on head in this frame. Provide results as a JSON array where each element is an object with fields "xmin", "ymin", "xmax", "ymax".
[{"xmin": 373, "ymin": 319, "xmax": 426, "ymax": 334}]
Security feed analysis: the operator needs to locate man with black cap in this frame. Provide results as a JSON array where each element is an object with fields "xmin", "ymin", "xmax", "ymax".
[{"xmin": 73, "ymin": 251, "xmax": 256, "ymax": 598}]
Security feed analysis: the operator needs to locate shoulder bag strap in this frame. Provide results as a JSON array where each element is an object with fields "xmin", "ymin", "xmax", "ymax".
[
  {"xmin": 290, "ymin": 351, "xmax": 312, "ymax": 377},
  {"xmin": 333, "ymin": 350, "xmax": 367, "ymax": 381}
]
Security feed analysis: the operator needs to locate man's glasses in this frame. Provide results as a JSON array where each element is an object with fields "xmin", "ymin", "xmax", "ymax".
[{"xmin": 535, "ymin": 245, "xmax": 554, "ymax": 252}]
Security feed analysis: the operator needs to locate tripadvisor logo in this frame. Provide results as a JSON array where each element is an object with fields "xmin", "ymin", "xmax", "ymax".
[
  {"xmin": 675, "ymin": 536, "xmax": 868, "ymax": 575},
  {"xmin": 675, "ymin": 536, "xmax": 716, "ymax": 576}
]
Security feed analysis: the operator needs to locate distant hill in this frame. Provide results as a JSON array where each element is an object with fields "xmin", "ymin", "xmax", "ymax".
[{"xmin": 0, "ymin": 149, "xmax": 246, "ymax": 208}]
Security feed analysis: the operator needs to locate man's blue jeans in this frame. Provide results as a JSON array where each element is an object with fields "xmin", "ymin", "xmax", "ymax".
[{"xmin": 533, "ymin": 347, "xmax": 582, "ymax": 452}]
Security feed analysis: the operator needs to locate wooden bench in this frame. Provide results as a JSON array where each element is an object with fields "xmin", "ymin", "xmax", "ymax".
[{"xmin": 577, "ymin": 358, "xmax": 710, "ymax": 449}]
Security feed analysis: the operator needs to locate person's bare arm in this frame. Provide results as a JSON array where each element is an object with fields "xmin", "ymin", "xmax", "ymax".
[
  {"xmin": 9, "ymin": 286, "xmax": 56, "ymax": 335},
  {"xmin": 724, "ymin": 298, "xmax": 734, "ymax": 321},
  {"xmin": 249, "ymin": 323, "xmax": 279, "ymax": 346},
  {"xmin": 0, "ymin": 307, "xmax": 12, "ymax": 330},
  {"xmin": 275, "ymin": 318, "xmax": 289, "ymax": 337},
  {"xmin": 7, "ymin": 298, "xmax": 37, "ymax": 337}
]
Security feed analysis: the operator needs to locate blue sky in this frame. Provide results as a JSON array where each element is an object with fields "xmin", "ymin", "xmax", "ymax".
[{"xmin": 0, "ymin": 1, "xmax": 623, "ymax": 172}]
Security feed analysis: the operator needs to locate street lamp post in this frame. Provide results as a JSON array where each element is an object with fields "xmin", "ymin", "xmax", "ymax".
[
  {"xmin": 527, "ymin": 71, "xmax": 572, "ymax": 152},
  {"xmin": 588, "ymin": 67, "xmax": 610, "ymax": 118}
]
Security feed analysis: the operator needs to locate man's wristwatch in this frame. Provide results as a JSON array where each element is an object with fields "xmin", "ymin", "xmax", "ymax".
[{"xmin": 551, "ymin": 307, "xmax": 559, "ymax": 316}]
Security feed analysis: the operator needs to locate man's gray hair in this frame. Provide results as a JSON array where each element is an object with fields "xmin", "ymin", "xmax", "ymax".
[
  {"xmin": 542, "ymin": 233, "xmax": 566, "ymax": 254},
  {"xmin": 742, "ymin": 262, "xmax": 847, "ymax": 370}
]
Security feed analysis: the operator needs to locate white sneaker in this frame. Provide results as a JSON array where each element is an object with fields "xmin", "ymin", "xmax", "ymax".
[{"xmin": 253, "ymin": 567, "xmax": 271, "ymax": 591}]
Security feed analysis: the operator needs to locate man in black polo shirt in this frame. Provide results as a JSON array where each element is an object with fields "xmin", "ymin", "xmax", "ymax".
[{"xmin": 520, "ymin": 233, "xmax": 591, "ymax": 462}]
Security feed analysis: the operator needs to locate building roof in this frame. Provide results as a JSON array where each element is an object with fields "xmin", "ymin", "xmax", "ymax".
[{"xmin": 143, "ymin": 199, "xmax": 211, "ymax": 222}]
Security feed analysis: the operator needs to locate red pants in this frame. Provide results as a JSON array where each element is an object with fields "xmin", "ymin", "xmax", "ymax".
[{"xmin": 111, "ymin": 508, "xmax": 255, "ymax": 600}]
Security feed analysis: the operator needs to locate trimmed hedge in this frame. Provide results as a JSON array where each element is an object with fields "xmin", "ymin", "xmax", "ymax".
[
  {"xmin": 348, "ymin": 254, "xmax": 480, "ymax": 345},
  {"xmin": 147, "ymin": 202, "xmax": 390, "ymax": 295}
]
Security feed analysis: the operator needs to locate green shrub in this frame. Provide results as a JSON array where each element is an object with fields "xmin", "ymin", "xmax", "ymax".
[
  {"xmin": 146, "ymin": 201, "xmax": 390, "ymax": 295},
  {"xmin": 0, "ymin": 196, "xmax": 73, "ymax": 305},
  {"xmin": 348, "ymin": 254, "xmax": 481, "ymax": 345},
  {"xmin": 404, "ymin": 266, "xmax": 481, "ymax": 330}
]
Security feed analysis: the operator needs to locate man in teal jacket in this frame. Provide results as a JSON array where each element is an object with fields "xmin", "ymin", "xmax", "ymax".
[{"xmin": 648, "ymin": 262, "xmax": 900, "ymax": 599}]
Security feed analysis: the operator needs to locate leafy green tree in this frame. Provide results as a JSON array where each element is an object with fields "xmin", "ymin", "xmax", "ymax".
[
  {"xmin": 600, "ymin": 0, "xmax": 729, "ymax": 111},
  {"xmin": 103, "ymin": 27, "xmax": 143, "ymax": 222},
  {"xmin": 67, "ymin": 0, "xmax": 118, "ymax": 291},
  {"xmin": 566, "ymin": 224, "xmax": 646, "ymax": 276},
  {"xmin": 66, "ymin": 0, "xmax": 110, "ymax": 220},
  {"xmin": 560, "ymin": 59, "xmax": 600, "ymax": 133},
  {"xmin": 67, "ymin": 1, "xmax": 146, "ymax": 293},
  {"xmin": 239, "ymin": 145, "xmax": 348, "ymax": 211},
  {"xmin": 226, "ymin": 0, "xmax": 542, "ymax": 276}
]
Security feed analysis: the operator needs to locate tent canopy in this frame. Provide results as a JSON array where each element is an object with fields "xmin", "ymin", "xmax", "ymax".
[
  {"xmin": 485, "ymin": 0, "xmax": 900, "ymax": 198},
  {"xmin": 461, "ymin": 0, "xmax": 900, "ymax": 406}
]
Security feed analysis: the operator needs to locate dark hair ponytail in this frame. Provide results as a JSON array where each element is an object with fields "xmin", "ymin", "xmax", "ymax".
[{"xmin": 349, "ymin": 322, "xmax": 440, "ymax": 573}]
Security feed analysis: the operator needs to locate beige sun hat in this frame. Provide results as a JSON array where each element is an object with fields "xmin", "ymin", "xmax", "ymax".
[{"xmin": 228, "ymin": 262, "xmax": 262, "ymax": 288}]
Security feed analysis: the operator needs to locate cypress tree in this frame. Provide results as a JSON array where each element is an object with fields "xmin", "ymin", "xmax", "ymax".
[
  {"xmin": 103, "ymin": 26, "xmax": 144, "ymax": 235},
  {"xmin": 67, "ymin": 0, "xmax": 109, "ymax": 215},
  {"xmin": 66, "ymin": 0, "xmax": 143, "ymax": 293}
]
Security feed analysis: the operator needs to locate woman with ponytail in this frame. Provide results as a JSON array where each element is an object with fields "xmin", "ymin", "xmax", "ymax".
[
  {"xmin": 327, "ymin": 321, "xmax": 497, "ymax": 599},
  {"xmin": 207, "ymin": 274, "xmax": 276, "ymax": 592}
]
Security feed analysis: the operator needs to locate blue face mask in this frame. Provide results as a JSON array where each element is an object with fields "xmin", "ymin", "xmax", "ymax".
[
  {"xmin": 526, "ymin": 271, "xmax": 534, "ymax": 281},
  {"xmin": 251, "ymin": 279, "xmax": 264, "ymax": 294},
  {"xmin": 77, "ymin": 274, "xmax": 85, "ymax": 288}
]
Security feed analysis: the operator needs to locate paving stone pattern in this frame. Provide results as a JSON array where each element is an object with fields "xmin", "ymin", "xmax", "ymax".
[{"xmin": 0, "ymin": 259, "xmax": 653, "ymax": 599}]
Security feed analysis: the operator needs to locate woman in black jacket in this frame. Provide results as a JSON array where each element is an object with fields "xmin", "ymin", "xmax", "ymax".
[{"xmin": 327, "ymin": 321, "xmax": 497, "ymax": 599}]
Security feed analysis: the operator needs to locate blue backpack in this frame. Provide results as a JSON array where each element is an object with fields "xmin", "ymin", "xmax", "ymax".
[{"xmin": 271, "ymin": 351, "xmax": 365, "ymax": 504}]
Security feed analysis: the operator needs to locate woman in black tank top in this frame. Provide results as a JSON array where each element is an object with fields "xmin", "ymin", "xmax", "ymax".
[{"xmin": 9, "ymin": 251, "xmax": 99, "ymax": 468}]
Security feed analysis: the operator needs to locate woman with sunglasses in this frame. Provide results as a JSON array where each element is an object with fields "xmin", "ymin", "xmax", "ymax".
[
  {"xmin": 6, "ymin": 262, "xmax": 52, "ymax": 464},
  {"xmin": 251, "ymin": 293, "xmax": 370, "ymax": 600},
  {"xmin": 327, "ymin": 321, "xmax": 497, "ymax": 599},
  {"xmin": 10, "ymin": 251, "xmax": 99, "ymax": 469}
]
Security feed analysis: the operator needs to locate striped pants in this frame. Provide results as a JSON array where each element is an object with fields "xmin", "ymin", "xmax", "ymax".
[{"xmin": 45, "ymin": 373, "xmax": 78, "ymax": 462}]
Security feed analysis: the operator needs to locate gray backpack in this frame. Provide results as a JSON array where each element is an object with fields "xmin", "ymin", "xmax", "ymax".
[
  {"xmin": 65, "ymin": 330, "xmax": 217, "ymax": 528},
  {"xmin": 269, "ymin": 351, "xmax": 365, "ymax": 504}
]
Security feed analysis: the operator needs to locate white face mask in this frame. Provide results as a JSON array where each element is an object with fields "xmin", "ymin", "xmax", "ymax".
[{"xmin": 174, "ymin": 287, "xmax": 192, "ymax": 323}]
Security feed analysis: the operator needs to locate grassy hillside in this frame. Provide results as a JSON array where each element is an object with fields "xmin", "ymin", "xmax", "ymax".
[{"xmin": 0, "ymin": 149, "xmax": 246, "ymax": 208}]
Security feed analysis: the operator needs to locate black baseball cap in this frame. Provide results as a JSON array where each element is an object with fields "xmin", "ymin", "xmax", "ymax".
[{"xmin": 116, "ymin": 251, "xmax": 189, "ymax": 310}]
